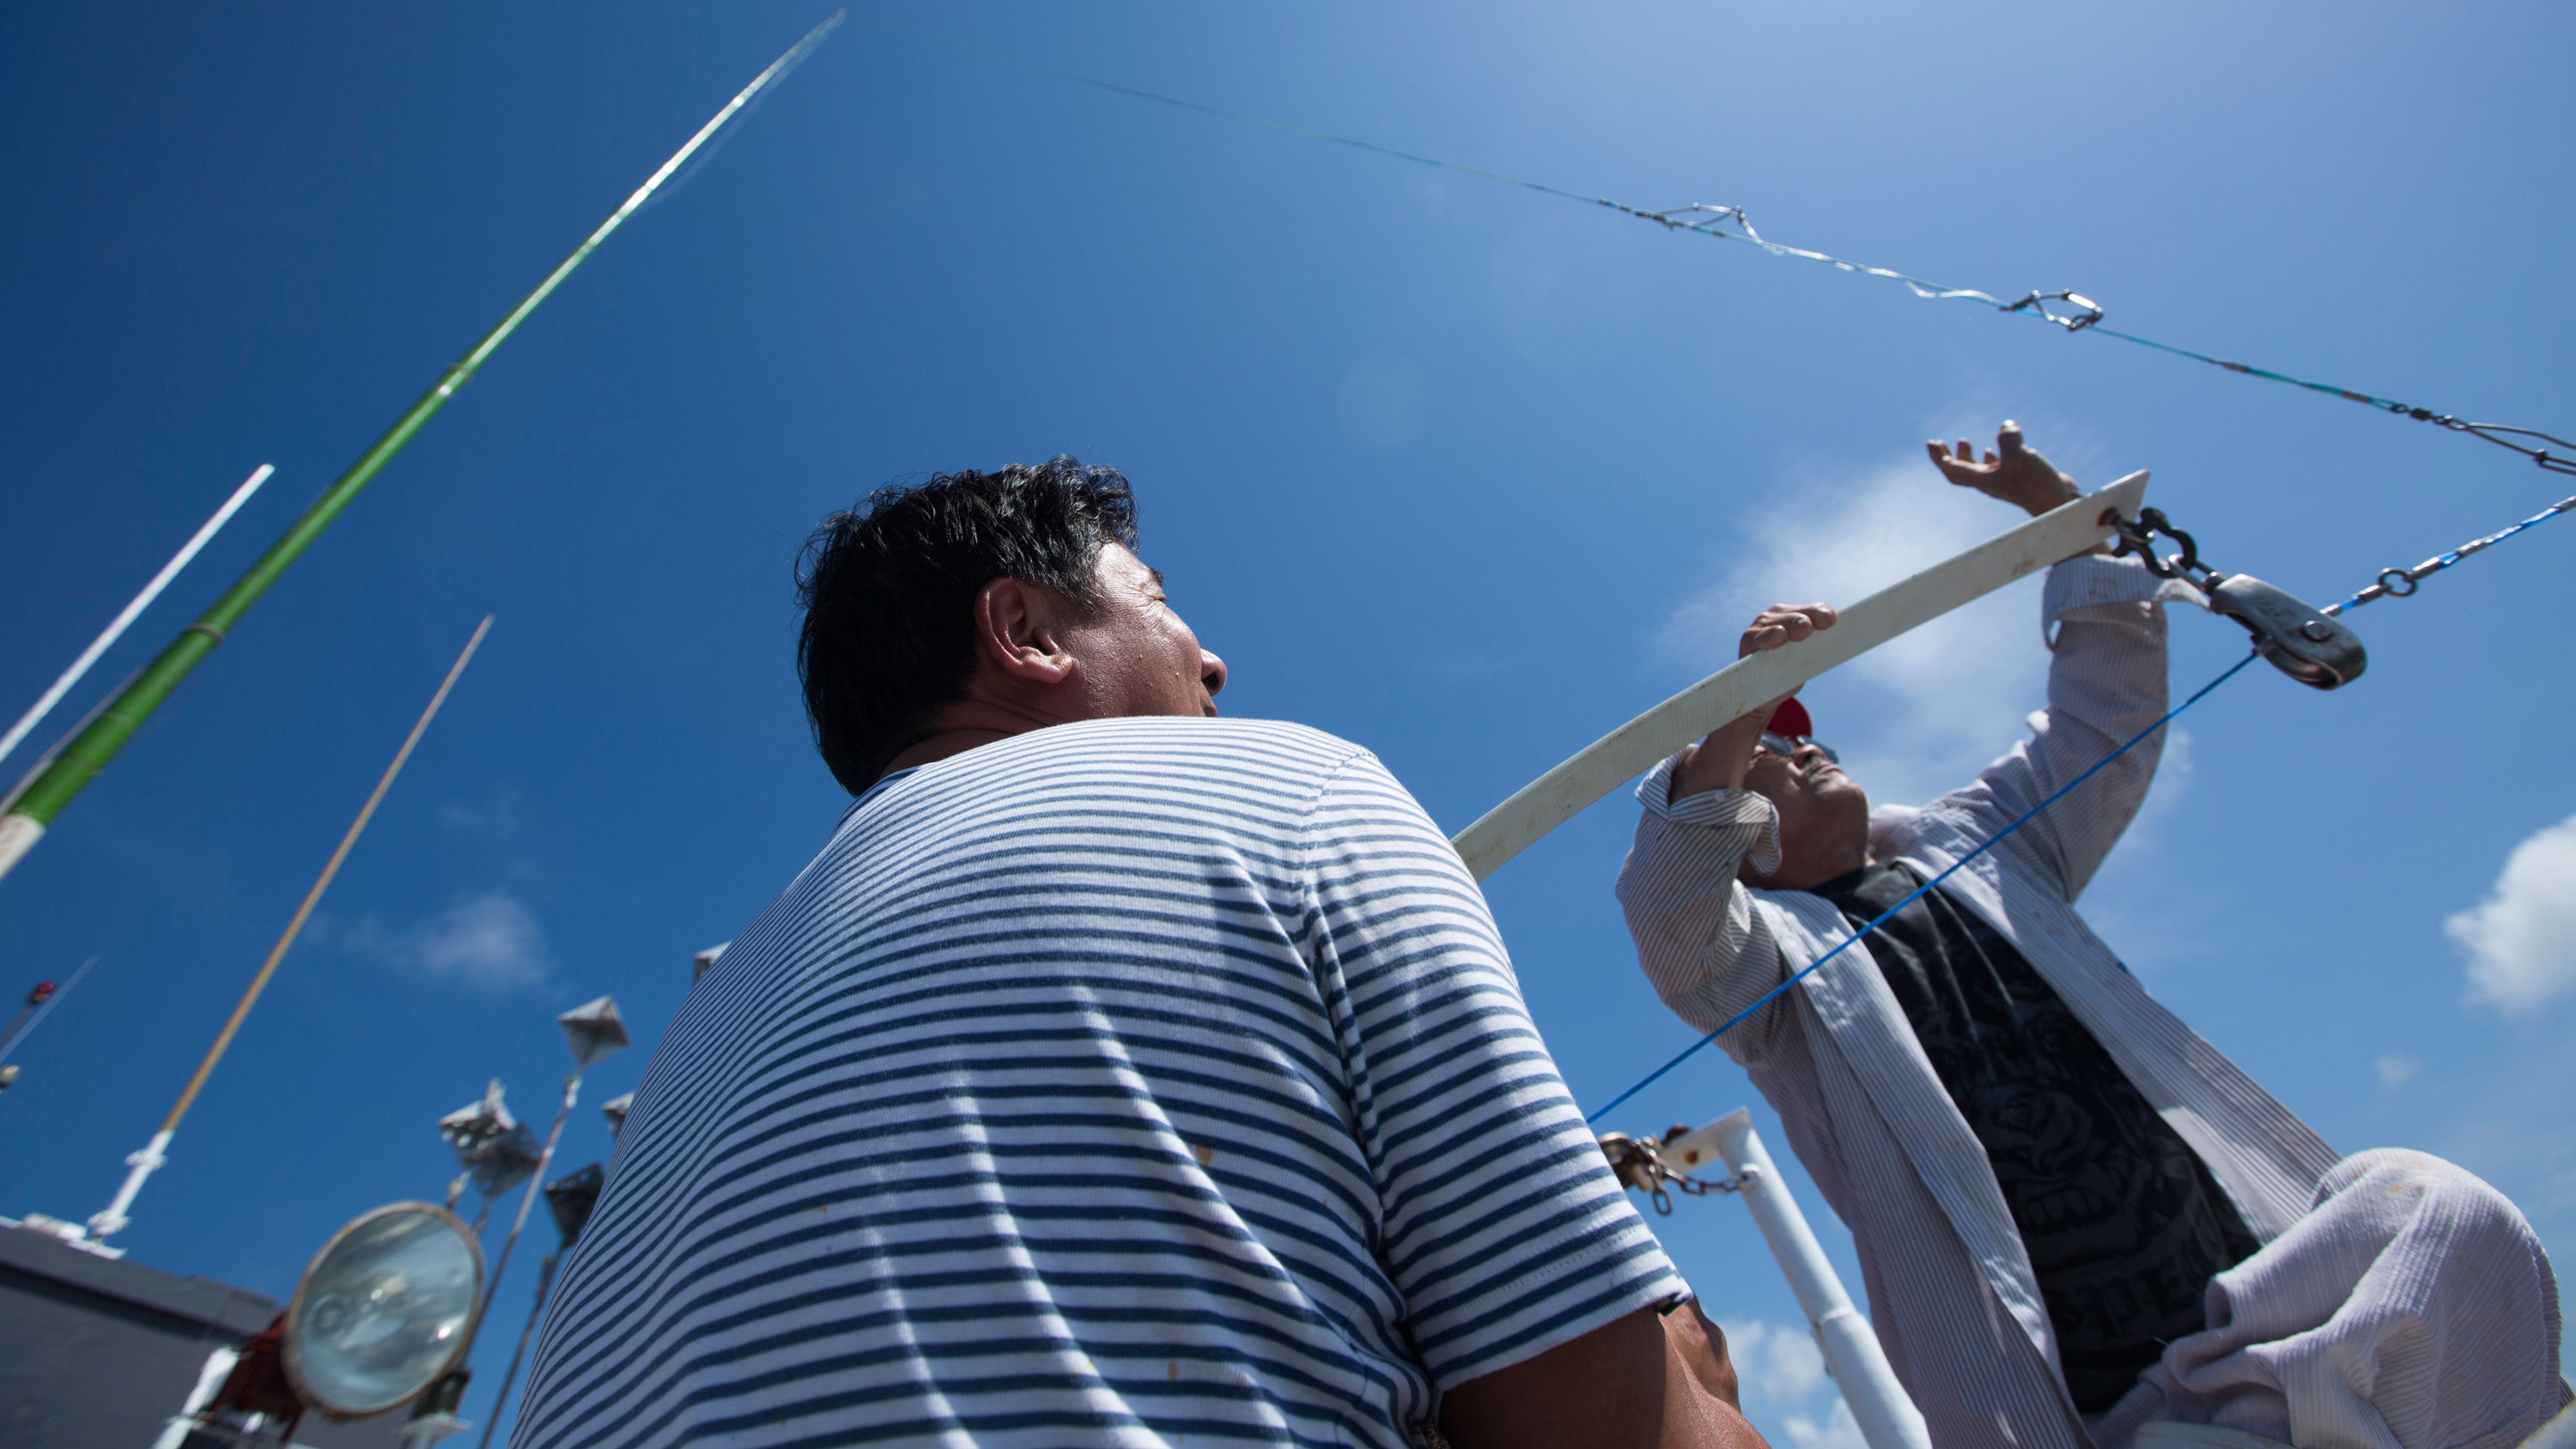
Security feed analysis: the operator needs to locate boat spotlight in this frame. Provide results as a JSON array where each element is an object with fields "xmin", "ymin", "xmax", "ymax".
[{"xmin": 283, "ymin": 1202, "xmax": 484, "ymax": 1419}]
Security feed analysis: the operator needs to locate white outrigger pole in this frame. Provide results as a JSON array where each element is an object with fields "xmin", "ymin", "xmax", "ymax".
[
  {"xmin": 1661, "ymin": 1111, "xmax": 1935, "ymax": 1449},
  {"xmin": 1449, "ymin": 471, "xmax": 2151, "ymax": 881}
]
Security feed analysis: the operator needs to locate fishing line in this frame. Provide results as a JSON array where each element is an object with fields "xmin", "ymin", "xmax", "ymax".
[
  {"xmin": 2324, "ymin": 490, "xmax": 2576, "ymax": 615},
  {"xmin": 890, "ymin": 23, "xmax": 2571, "ymax": 479},
  {"xmin": 1584, "ymin": 647, "xmax": 2261, "ymax": 1125},
  {"xmin": 0, "ymin": 955, "xmax": 99, "ymax": 1067},
  {"xmin": 1583, "ymin": 476, "xmax": 2568, "ymax": 1122}
]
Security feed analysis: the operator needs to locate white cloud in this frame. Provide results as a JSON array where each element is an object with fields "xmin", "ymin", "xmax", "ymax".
[
  {"xmin": 2446, "ymin": 813, "xmax": 2576, "ymax": 1015},
  {"xmin": 434, "ymin": 789, "xmax": 519, "ymax": 837},
  {"xmin": 2375, "ymin": 1055, "xmax": 2421, "ymax": 1088},
  {"xmin": 1720, "ymin": 1319, "xmax": 1826, "ymax": 1404},
  {"xmin": 1783, "ymin": 1400, "xmax": 1868, "ymax": 1449},
  {"xmin": 343, "ymin": 890, "xmax": 551, "ymax": 992},
  {"xmin": 1722, "ymin": 1317, "xmax": 1870, "ymax": 1449},
  {"xmin": 1660, "ymin": 458, "xmax": 2053, "ymax": 805},
  {"xmin": 2133, "ymin": 726, "xmax": 2193, "ymax": 828}
]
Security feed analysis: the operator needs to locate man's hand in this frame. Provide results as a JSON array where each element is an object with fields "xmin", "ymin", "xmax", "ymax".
[
  {"xmin": 1925, "ymin": 420, "xmax": 2081, "ymax": 519},
  {"xmin": 1669, "ymin": 604, "xmax": 1836, "ymax": 802}
]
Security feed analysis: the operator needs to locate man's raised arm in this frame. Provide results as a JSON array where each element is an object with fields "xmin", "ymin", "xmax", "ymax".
[
  {"xmin": 1919, "ymin": 423, "xmax": 2190, "ymax": 901},
  {"xmin": 1613, "ymin": 605, "xmax": 1832, "ymax": 1058}
]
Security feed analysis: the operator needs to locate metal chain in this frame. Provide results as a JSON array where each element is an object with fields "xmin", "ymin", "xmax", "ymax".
[
  {"xmin": 2324, "ymin": 492, "xmax": 2576, "ymax": 616},
  {"xmin": 1599, "ymin": 1127, "xmax": 1741, "ymax": 1216},
  {"xmin": 2107, "ymin": 506, "xmax": 2223, "ymax": 591}
]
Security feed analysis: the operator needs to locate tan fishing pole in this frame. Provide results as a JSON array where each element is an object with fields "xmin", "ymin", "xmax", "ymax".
[{"xmin": 86, "ymin": 615, "xmax": 493, "ymax": 1244}]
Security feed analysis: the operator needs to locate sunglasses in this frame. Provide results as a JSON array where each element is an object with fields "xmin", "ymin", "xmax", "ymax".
[{"xmin": 1757, "ymin": 732, "xmax": 1840, "ymax": 766}]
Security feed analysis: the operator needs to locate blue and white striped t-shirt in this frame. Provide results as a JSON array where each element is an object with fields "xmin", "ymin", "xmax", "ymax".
[{"xmin": 511, "ymin": 717, "xmax": 1684, "ymax": 1449}]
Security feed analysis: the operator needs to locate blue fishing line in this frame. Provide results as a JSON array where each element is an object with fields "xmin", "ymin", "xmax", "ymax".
[
  {"xmin": 1583, "ymin": 648, "xmax": 2262, "ymax": 1125},
  {"xmin": 2327, "ymin": 492, "xmax": 2576, "ymax": 615}
]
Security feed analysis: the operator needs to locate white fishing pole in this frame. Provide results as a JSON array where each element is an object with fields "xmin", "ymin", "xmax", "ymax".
[{"xmin": 0, "ymin": 464, "xmax": 275, "ymax": 769}]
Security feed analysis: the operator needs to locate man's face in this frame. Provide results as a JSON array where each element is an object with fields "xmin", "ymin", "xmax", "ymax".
[
  {"xmin": 1741, "ymin": 737, "xmax": 1871, "ymax": 881},
  {"xmin": 1060, "ymin": 541, "xmax": 1228, "ymax": 718}
]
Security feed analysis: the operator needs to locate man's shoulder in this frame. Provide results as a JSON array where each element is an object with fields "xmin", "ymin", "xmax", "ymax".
[
  {"xmin": 994, "ymin": 715, "xmax": 1375, "ymax": 780},
  {"xmin": 835, "ymin": 718, "xmax": 1383, "ymax": 842}
]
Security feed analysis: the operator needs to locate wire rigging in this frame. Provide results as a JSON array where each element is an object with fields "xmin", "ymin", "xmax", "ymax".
[
  {"xmin": 895, "ymin": 24, "xmax": 2572, "ymax": 479},
  {"xmin": 2324, "ymin": 492, "xmax": 2576, "ymax": 615},
  {"xmin": 875, "ymin": 23, "xmax": 2576, "ymax": 1134}
]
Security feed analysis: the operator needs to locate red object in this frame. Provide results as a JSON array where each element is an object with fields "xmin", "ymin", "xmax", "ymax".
[
  {"xmin": 204, "ymin": 1314, "xmax": 307, "ymax": 1433},
  {"xmin": 1765, "ymin": 697, "xmax": 1814, "ymax": 738},
  {"xmin": 26, "ymin": 982, "xmax": 53, "ymax": 1006}
]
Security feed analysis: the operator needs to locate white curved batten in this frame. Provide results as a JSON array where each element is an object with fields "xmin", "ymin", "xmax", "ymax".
[{"xmin": 1450, "ymin": 472, "xmax": 2151, "ymax": 882}]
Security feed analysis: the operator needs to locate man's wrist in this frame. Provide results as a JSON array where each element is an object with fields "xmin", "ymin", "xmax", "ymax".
[
  {"xmin": 1670, "ymin": 724, "xmax": 1759, "ymax": 802},
  {"xmin": 2020, "ymin": 482, "xmax": 2079, "ymax": 518}
]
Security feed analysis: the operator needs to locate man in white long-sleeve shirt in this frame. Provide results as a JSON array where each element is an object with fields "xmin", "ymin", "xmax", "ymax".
[{"xmin": 1617, "ymin": 423, "xmax": 2567, "ymax": 1449}]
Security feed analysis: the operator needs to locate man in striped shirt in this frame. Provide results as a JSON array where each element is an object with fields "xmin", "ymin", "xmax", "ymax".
[
  {"xmin": 1619, "ymin": 424, "xmax": 2566, "ymax": 1449},
  {"xmin": 512, "ymin": 458, "xmax": 1764, "ymax": 1449}
]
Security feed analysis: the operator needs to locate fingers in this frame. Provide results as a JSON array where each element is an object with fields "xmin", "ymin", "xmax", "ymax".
[
  {"xmin": 1926, "ymin": 438, "xmax": 1984, "ymax": 487},
  {"xmin": 1738, "ymin": 603, "xmax": 1837, "ymax": 657},
  {"xmin": 1997, "ymin": 419, "xmax": 2026, "ymax": 457}
]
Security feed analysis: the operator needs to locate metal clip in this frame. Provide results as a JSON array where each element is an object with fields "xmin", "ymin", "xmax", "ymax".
[
  {"xmin": 1600, "ymin": 1127, "xmax": 1740, "ymax": 1216},
  {"xmin": 2203, "ymin": 573, "xmax": 2368, "ymax": 690},
  {"xmin": 2005, "ymin": 289, "xmax": 2105, "ymax": 331},
  {"xmin": 2108, "ymin": 507, "xmax": 2367, "ymax": 690}
]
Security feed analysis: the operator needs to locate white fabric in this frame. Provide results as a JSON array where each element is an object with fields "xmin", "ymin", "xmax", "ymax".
[
  {"xmin": 1615, "ymin": 555, "xmax": 2564, "ymax": 1448},
  {"xmin": 2136, "ymin": 1426, "xmax": 2290, "ymax": 1449},
  {"xmin": 2121, "ymin": 1150, "xmax": 2569, "ymax": 1449}
]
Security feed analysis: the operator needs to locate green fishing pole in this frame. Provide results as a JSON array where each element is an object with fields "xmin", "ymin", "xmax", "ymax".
[{"xmin": 0, "ymin": 13, "xmax": 842, "ymax": 885}]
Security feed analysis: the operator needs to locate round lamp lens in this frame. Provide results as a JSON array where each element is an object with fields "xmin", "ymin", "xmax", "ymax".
[{"xmin": 285, "ymin": 1203, "xmax": 482, "ymax": 1416}]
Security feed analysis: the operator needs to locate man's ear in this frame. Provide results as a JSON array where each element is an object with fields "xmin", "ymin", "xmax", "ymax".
[{"xmin": 972, "ymin": 577, "xmax": 1078, "ymax": 685}]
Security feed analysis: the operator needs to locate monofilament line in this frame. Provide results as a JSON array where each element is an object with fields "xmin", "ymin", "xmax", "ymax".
[
  {"xmin": 892, "ymin": 23, "xmax": 2569, "ymax": 477},
  {"xmin": 1584, "ymin": 648, "xmax": 2262, "ymax": 1125}
]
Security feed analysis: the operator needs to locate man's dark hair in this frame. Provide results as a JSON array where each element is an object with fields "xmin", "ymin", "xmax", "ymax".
[{"xmin": 796, "ymin": 456, "xmax": 1139, "ymax": 793}]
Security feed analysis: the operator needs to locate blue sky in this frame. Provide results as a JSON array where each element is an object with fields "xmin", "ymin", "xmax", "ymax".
[{"xmin": 3, "ymin": 3, "xmax": 2570, "ymax": 1443}]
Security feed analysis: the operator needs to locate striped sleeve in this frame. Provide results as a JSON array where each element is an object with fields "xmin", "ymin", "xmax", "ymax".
[{"xmin": 1302, "ymin": 749, "xmax": 1687, "ymax": 1389}]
